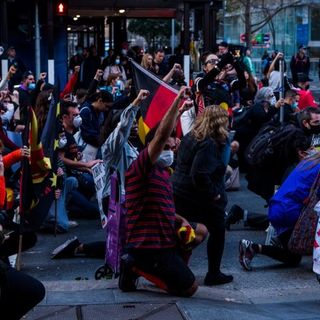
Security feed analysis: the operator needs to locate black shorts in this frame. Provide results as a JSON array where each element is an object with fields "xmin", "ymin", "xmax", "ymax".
[{"xmin": 130, "ymin": 248, "xmax": 195, "ymax": 294}]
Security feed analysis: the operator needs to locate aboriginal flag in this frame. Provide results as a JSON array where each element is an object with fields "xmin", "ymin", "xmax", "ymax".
[
  {"xmin": 20, "ymin": 107, "xmax": 51, "ymax": 219},
  {"xmin": 29, "ymin": 99, "xmax": 62, "ymax": 227},
  {"xmin": 130, "ymin": 59, "xmax": 180, "ymax": 144},
  {"xmin": 41, "ymin": 99, "xmax": 61, "ymax": 159},
  {"xmin": 23, "ymin": 101, "xmax": 61, "ymax": 227}
]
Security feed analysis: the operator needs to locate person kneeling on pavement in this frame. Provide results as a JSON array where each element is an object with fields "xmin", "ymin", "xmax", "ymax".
[
  {"xmin": 239, "ymin": 149, "xmax": 320, "ymax": 271},
  {"xmin": 119, "ymin": 87, "xmax": 208, "ymax": 297}
]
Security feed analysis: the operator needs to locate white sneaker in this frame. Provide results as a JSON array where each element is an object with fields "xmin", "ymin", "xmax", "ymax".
[{"xmin": 68, "ymin": 220, "xmax": 79, "ymax": 228}]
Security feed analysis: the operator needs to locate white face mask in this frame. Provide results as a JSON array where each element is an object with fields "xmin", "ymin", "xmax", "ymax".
[
  {"xmin": 264, "ymin": 93, "xmax": 276, "ymax": 106},
  {"xmin": 157, "ymin": 150, "xmax": 174, "ymax": 168},
  {"xmin": 58, "ymin": 136, "xmax": 67, "ymax": 149},
  {"xmin": 269, "ymin": 96, "xmax": 277, "ymax": 106},
  {"xmin": 73, "ymin": 115, "xmax": 82, "ymax": 128},
  {"xmin": 4, "ymin": 102, "xmax": 14, "ymax": 112}
]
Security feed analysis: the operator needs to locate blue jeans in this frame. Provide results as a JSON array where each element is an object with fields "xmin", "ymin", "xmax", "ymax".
[
  {"xmin": 45, "ymin": 177, "xmax": 78, "ymax": 232},
  {"xmin": 66, "ymin": 174, "xmax": 99, "ymax": 219},
  {"xmin": 76, "ymin": 172, "xmax": 96, "ymax": 198}
]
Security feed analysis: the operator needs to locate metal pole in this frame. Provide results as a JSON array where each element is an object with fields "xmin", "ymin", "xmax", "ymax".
[
  {"xmin": 171, "ymin": 19, "xmax": 175, "ymax": 55},
  {"xmin": 204, "ymin": 2, "xmax": 210, "ymax": 51},
  {"xmin": 183, "ymin": 2, "xmax": 190, "ymax": 54},
  {"xmin": 279, "ymin": 58, "xmax": 285, "ymax": 124},
  {"xmin": 183, "ymin": 2, "xmax": 190, "ymax": 85},
  {"xmin": 47, "ymin": 0, "xmax": 55, "ymax": 84},
  {"xmin": 0, "ymin": 0, "xmax": 8, "ymax": 48},
  {"xmin": 35, "ymin": 0, "xmax": 41, "ymax": 78},
  {"xmin": 184, "ymin": 55, "xmax": 190, "ymax": 87},
  {"xmin": 1, "ymin": 59, "xmax": 8, "ymax": 82}
]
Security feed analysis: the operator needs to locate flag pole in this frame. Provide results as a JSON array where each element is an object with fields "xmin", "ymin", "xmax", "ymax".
[
  {"xmin": 16, "ymin": 155, "xmax": 29, "ymax": 271},
  {"xmin": 279, "ymin": 57, "xmax": 285, "ymax": 124},
  {"xmin": 16, "ymin": 153, "xmax": 29, "ymax": 271},
  {"xmin": 54, "ymin": 198, "xmax": 58, "ymax": 237},
  {"xmin": 16, "ymin": 107, "xmax": 31, "ymax": 270},
  {"xmin": 15, "ymin": 221, "xmax": 23, "ymax": 271}
]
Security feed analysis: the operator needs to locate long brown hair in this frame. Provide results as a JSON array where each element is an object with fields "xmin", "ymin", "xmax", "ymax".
[
  {"xmin": 192, "ymin": 106, "xmax": 229, "ymax": 143},
  {"xmin": 246, "ymin": 71, "xmax": 257, "ymax": 94},
  {"xmin": 34, "ymin": 91, "xmax": 51, "ymax": 133},
  {"xmin": 141, "ymin": 53, "xmax": 154, "ymax": 71}
]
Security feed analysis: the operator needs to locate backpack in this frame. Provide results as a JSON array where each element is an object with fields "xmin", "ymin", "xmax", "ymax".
[
  {"xmin": 245, "ymin": 123, "xmax": 298, "ymax": 166},
  {"xmin": 232, "ymin": 106, "xmax": 251, "ymax": 130}
]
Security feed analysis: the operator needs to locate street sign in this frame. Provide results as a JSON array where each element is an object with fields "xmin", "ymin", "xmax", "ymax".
[
  {"xmin": 263, "ymin": 34, "xmax": 270, "ymax": 42},
  {"xmin": 240, "ymin": 33, "xmax": 271, "ymax": 46},
  {"xmin": 240, "ymin": 34, "xmax": 247, "ymax": 43}
]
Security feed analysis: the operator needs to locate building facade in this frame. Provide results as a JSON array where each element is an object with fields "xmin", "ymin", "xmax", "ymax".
[{"xmin": 223, "ymin": 0, "xmax": 320, "ymax": 77}]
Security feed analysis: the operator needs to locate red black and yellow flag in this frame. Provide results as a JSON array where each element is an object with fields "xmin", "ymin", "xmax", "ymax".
[
  {"xmin": 20, "ymin": 107, "xmax": 51, "ymax": 218},
  {"xmin": 30, "ymin": 107, "xmax": 51, "ymax": 184},
  {"xmin": 22, "ymin": 101, "xmax": 61, "ymax": 228},
  {"xmin": 130, "ymin": 59, "xmax": 180, "ymax": 144}
]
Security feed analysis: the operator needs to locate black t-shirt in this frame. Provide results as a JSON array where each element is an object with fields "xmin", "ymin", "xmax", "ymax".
[
  {"xmin": 153, "ymin": 61, "xmax": 168, "ymax": 78},
  {"xmin": 63, "ymin": 131, "xmax": 80, "ymax": 176},
  {"xmin": 64, "ymin": 132, "xmax": 78, "ymax": 160}
]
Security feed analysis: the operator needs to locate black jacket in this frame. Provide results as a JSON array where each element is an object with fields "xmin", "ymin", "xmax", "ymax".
[{"xmin": 171, "ymin": 132, "xmax": 227, "ymax": 209}]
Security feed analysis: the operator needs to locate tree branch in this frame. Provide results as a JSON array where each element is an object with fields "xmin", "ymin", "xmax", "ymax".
[{"xmin": 251, "ymin": 0, "xmax": 300, "ymax": 33}]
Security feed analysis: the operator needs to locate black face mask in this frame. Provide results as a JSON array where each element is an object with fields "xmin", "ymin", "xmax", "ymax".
[
  {"xmin": 305, "ymin": 84, "xmax": 310, "ymax": 90},
  {"xmin": 309, "ymin": 124, "xmax": 320, "ymax": 134}
]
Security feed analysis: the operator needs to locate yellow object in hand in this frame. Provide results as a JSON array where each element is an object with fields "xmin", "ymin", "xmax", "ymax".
[{"xmin": 177, "ymin": 226, "xmax": 196, "ymax": 245}]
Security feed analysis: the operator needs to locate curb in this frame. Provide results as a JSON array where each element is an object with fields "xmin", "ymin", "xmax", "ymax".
[{"xmin": 39, "ymin": 279, "xmax": 320, "ymax": 307}]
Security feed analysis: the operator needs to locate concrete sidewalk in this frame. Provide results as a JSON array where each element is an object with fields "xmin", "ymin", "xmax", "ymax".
[
  {"xmin": 25, "ymin": 274, "xmax": 320, "ymax": 319},
  {"xmin": 21, "ymin": 176, "xmax": 320, "ymax": 319}
]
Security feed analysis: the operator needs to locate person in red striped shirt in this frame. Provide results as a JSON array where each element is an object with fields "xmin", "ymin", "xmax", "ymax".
[{"xmin": 120, "ymin": 87, "xmax": 207, "ymax": 297}]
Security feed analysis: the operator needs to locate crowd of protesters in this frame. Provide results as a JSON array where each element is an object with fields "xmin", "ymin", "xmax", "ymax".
[{"xmin": 0, "ymin": 40, "xmax": 320, "ymax": 317}]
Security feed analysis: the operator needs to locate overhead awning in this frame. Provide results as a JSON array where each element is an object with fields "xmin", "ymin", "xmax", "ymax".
[{"xmin": 68, "ymin": 0, "xmax": 185, "ymax": 18}]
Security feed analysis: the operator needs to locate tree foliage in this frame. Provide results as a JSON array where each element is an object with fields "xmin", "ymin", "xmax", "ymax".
[
  {"xmin": 128, "ymin": 19, "xmax": 180, "ymax": 47},
  {"xmin": 225, "ymin": 0, "xmax": 301, "ymax": 48}
]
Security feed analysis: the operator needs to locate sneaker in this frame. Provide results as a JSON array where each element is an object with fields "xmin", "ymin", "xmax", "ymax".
[
  {"xmin": 204, "ymin": 272, "xmax": 233, "ymax": 286},
  {"xmin": 239, "ymin": 239, "xmax": 256, "ymax": 271},
  {"xmin": 225, "ymin": 205, "xmax": 244, "ymax": 230},
  {"xmin": 68, "ymin": 220, "xmax": 79, "ymax": 228},
  {"xmin": 51, "ymin": 237, "xmax": 81, "ymax": 259},
  {"xmin": 118, "ymin": 254, "xmax": 139, "ymax": 292}
]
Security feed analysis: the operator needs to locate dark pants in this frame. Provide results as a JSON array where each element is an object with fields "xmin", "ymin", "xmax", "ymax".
[
  {"xmin": 0, "ymin": 224, "xmax": 37, "ymax": 261},
  {"xmin": 246, "ymin": 211, "xmax": 269, "ymax": 230},
  {"xmin": 174, "ymin": 193, "xmax": 226, "ymax": 275},
  {"xmin": 67, "ymin": 190, "xmax": 100, "ymax": 219},
  {"xmin": 67, "ymin": 173, "xmax": 100, "ymax": 219},
  {"xmin": 260, "ymin": 229, "xmax": 302, "ymax": 266},
  {"xmin": 0, "ymin": 267, "xmax": 45, "ymax": 320},
  {"xmin": 129, "ymin": 248, "xmax": 195, "ymax": 295},
  {"xmin": 82, "ymin": 241, "xmax": 105, "ymax": 258}
]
